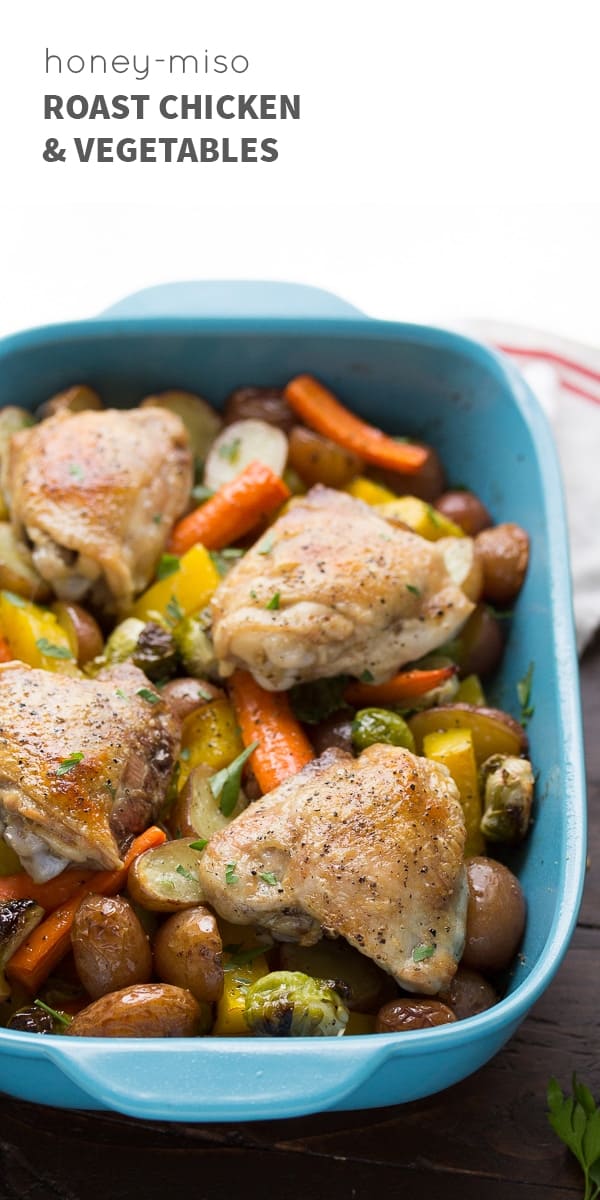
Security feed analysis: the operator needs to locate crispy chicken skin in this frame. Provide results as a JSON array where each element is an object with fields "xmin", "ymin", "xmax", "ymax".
[
  {"xmin": 0, "ymin": 662, "xmax": 179, "ymax": 881},
  {"xmin": 4, "ymin": 408, "xmax": 192, "ymax": 613},
  {"xmin": 211, "ymin": 486, "xmax": 474, "ymax": 690},
  {"xmin": 199, "ymin": 745, "xmax": 468, "ymax": 994}
]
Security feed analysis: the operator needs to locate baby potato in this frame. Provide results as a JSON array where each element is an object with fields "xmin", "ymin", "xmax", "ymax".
[
  {"xmin": 462, "ymin": 856, "xmax": 526, "ymax": 972},
  {"xmin": 457, "ymin": 604, "xmax": 505, "ymax": 679},
  {"xmin": 375, "ymin": 998, "xmax": 456, "ymax": 1032},
  {"xmin": 52, "ymin": 602, "xmax": 104, "ymax": 665},
  {"xmin": 71, "ymin": 894, "xmax": 152, "ymax": 999},
  {"xmin": 370, "ymin": 444, "xmax": 446, "ymax": 502},
  {"xmin": 475, "ymin": 523, "xmax": 530, "ymax": 605},
  {"xmin": 141, "ymin": 390, "xmax": 222, "ymax": 461},
  {"xmin": 223, "ymin": 386, "xmax": 296, "ymax": 433},
  {"xmin": 435, "ymin": 490, "xmax": 493, "ymax": 536},
  {"xmin": 36, "ymin": 384, "xmax": 103, "ymax": 421},
  {"xmin": 153, "ymin": 906, "xmax": 224, "ymax": 1003},
  {"xmin": 287, "ymin": 426, "xmax": 363, "ymax": 489},
  {"xmin": 127, "ymin": 838, "xmax": 206, "ymax": 912},
  {"xmin": 66, "ymin": 983, "xmax": 204, "ymax": 1037},
  {"xmin": 161, "ymin": 677, "xmax": 223, "ymax": 722},
  {"xmin": 438, "ymin": 966, "xmax": 498, "ymax": 1020},
  {"xmin": 437, "ymin": 536, "xmax": 484, "ymax": 603},
  {"xmin": 168, "ymin": 764, "xmax": 247, "ymax": 841}
]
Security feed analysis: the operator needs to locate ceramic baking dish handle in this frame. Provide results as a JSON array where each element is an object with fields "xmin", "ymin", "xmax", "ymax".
[
  {"xmin": 99, "ymin": 280, "xmax": 365, "ymax": 320},
  {"xmin": 42, "ymin": 1037, "xmax": 391, "ymax": 1121}
]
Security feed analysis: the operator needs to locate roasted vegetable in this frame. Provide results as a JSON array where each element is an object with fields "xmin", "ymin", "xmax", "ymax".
[
  {"xmin": 71, "ymin": 894, "xmax": 152, "ymax": 999},
  {"xmin": 475, "ymin": 522, "xmax": 530, "ymax": 605},
  {"xmin": 288, "ymin": 426, "xmax": 362, "ymax": 489},
  {"xmin": 376, "ymin": 496, "xmax": 463, "ymax": 541},
  {"xmin": 178, "ymin": 697, "xmax": 244, "ymax": 791},
  {"xmin": 453, "ymin": 604, "xmax": 505, "ymax": 679},
  {"xmin": 438, "ymin": 966, "xmax": 498, "ymax": 1020},
  {"xmin": 141, "ymin": 390, "xmax": 222, "ymax": 461},
  {"xmin": 132, "ymin": 544, "xmax": 220, "ymax": 624},
  {"xmin": 36, "ymin": 384, "xmax": 102, "ymax": 422},
  {"xmin": 131, "ymin": 622, "xmax": 178, "ymax": 680},
  {"xmin": 161, "ymin": 677, "xmax": 223, "ymax": 722},
  {"xmin": 213, "ymin": 951, "xmax": 269, "ymax": 1036},
  {"xmin": 437, "ymin": 536, "xmax": 483, "ymax": 602},
  {"xmin": 52, "ymin": 601, "xmax": 103, "ymax": 665},
  {"xmin": 127, "ymin": 838, "xmax": 206, "ymax": 912},
  {"xmin": 409, "ymin": 703, "xmax": 527, "ymax": 763},
  {"xmin": 434, "ymin": 490, "xmax": 492, "ymax": 536},
  {"xmin": 375, "ymin": 998, "xmax": 456, "ymax": 1032},
  {"xmin": 479, "ymin": 753, "xmax": 535, "ymax": 844},
  {"xmin": 168, "ymin": 763, "xmax": 247, "ymax": 840},
  {"xmin": 278, "ymin": 938, "xmax": 393, "ymax": 1013},
  {"xmin": 204, "ymin": 419, "xmax": 288, "ymax": 492},
  {"xmin": 7, "ymin": 1004, "xmax": 58, "ymax": 1034},
  {"xmin": 422, "ymin": 726, "xmax": 485, "ymax": 856},
  {"xmin": 0, "ymin": 524, "xmax": 49, "ymax": 602},
  {"xmin": 244, "ymin": 970, "xmax": 349, "ymax": 1037},
  {"xmin": 66, "ymin": 983, "xmax": 207, "ymax": 1037},
  {"xmin": 103, "ymin": 617, "xmax": 146, "ymax": 665},
  {"xmin": 173, "ymin": 613, "xmax": 218, "ymax": 679},
  {"xmin": 345, "ymin": 477, "xmax": 396, "ymax": 505},
  {"xmin": 307, "ymin": 712, "xmax": 354, "ymax": 757},
  {"xmin": 0, "ymin": 900, "xmax": 45, "ymax": 999},
  {"xmin": 351, "ymin": 707, "xmax": 416, "ymax": 754},
  {"xmin": 223, "ymin": 386, "xmax": 295, "ymax": 433},
  {"xmin": 0, "ymin": 408, "xmax": 34, "ymax": 519},
  {"xmin": 153, "ymin": 905, "xmax": 224, "ymax": 1004},
  {"xmin": 0, "ymin": 592, "xmax": 78, "ymax": 674},
  {"xmin": 463, "ymin": 856, "xmax": 526, "ymax": 972}
]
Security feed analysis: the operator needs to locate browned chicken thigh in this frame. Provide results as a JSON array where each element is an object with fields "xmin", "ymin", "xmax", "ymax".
[
  {"xmin": 199, "ymin": 745, "xmax": 468, "ymax": 994},
  {"xmin": 4, "ymin": 408, "xmax": 192, "ymax": 613},
  {"xmin": 211, "ymin": 486, "xmax": 474, "ymax": 690},
  {"xmin": 0, "ymin": 662, "xmax": 179, "ymax": 881}
]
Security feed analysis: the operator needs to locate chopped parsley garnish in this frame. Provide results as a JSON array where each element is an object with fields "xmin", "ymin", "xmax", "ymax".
[
  {"xmin": 165, "ymin": 595, "xmax": 184, "ymax": 626},
  {"xmin": 197, "ymin": 684, "xmax": 214, "ymax": 702},
  {"xmin": 152, "ymin": 513, "xmax": 163, "ymax": 525},
  {"xmin": 517, "ymin": 662, "xmax": 535, "ymax": 724},
  {"xmin": 35, "ymin": 638, "xmax": 72, "ymax": 660},
  {"xmin": 412, "ymin": 943, "xmax": 435, "ymax": 962},
  {"xmin": 218, "ymin": 437, "xmax": 242, "ymax": 463},
  {"xmin": 176, "ymin": 864, "xmax": 196, "ymax": 881},
  {"xmin": 249, "ymin": 589, "xmax": 258, "ymax": 601},
  {"xmin": 220, "ymin": 547, "xmax": 244, "ymax": 560},
  {"xmin": 225, "ymin": 862, "xmax": 239, "ymax": 885},
  {"xmin": 547, "ymin": 1075, "xmax": 600, "ymax": 1199},
  {"xmin": 34, "ymin": 999, "xmax": 71, "ymax": 1027},
  {"xmin": 360, "ymin": 669, "xmax": 374, "ymax": 683},
  {"xmin": 189, "ymin": 838, "xmax": 208, "ymax": 852},
  {"xmin": 191, "ymin": 483, "xmax": 215, "ymax": 503},
  {"xmin": 68, "ymin": 462, "xmax": 84, "ymax": 480},
  {"xmin": 180, "ymin": 747, "xmax": 191, "ymax": 761},
  {"xmin": 257, "ymin": 534, "xmax": 275, "ymax": 556},
  {"xmin": 427, "ymin": 505, "xmax": 442, "ymax": 529},
  {"xmin": 115, "ymin": 688, "xmax": 128, "ymax": 700},
  {"xmin": 223, "ymin": 945, "xmax": 266, "ymax": 970},
  {"xmin": 265, "ymin": 592, "xmax": 281, "ymax": 611},
  {"xmin": 136, "ymin": 687, "xmax": 160, "ymax": 705},
  {"xmin": 209, "ymin": 742, "xmax": 259, "ymax": 817},
  {"xmin": 156, "ymin": 553, "xmax": 180, "ymax": 581},
  {"xmin": 406, "ymin": 584, "xmax": 421, "ymax": 596},
  {"xmin": 56, "ymin": 752, "xmax": 84, "ymax": 776},
  {"xmin": 260, "ymin": 871, "xmax": 278, "ymax": 887},
  {"xmin": 3, "ymin": 591, "xmax": 26, "ymax": 608}
]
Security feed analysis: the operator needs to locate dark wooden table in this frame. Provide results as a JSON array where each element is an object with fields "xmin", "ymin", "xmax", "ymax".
[{"xmin": 0, "ymin": 643, "xmax": 597, "ymax": 1200}]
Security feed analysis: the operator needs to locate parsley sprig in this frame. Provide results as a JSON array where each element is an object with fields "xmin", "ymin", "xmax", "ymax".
[
  {"xmin": 209, "ymin": 742, "xmax": 259, "ymax": 817},
  {"xmin": 56, "ymin": 752, "xmax": 84, "ymax": 776},
  {"xmin": 517, "ymin": 662, "xmax": 535, "ymax": 724},
  {"xmin": 547, "ymin": 1075, "xmax": 600, "ymax": 1200}
]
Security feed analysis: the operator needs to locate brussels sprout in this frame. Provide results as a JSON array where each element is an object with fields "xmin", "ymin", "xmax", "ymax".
[
  {"xmin": 104, "ymin": 618, "xmax": 146, "ymax": 665},
  {"xmin": 244, "ymin": 970, "xmax": 349, "ymax": 1037},
  {"xmin": 479, "ymin": 753, "xmax": 534, "ymax": 844},
  {"xmin": 132, "ymin": 622, "xmax": 178, "ymax": 681},
  {"xmin": 351, "ymin": 708, "xmax": 415, "ymax": 754},
  {"xmin": 0, "ymin": 899, "xmax": 45, "ymax": 999},
  {"xmin": 173, "ymin": 614, "xmax": 218, "ymax": 679}
]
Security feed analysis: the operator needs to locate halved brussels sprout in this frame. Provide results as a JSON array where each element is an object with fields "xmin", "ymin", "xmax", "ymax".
[
  {"xmin": 479, "ymin": 753, "xmax": 534, "ymax": 844},
  {"xmin": 351, "ymin": 708, "xmax": 415, "ymax": 754},
  {"xmin": 173, "ymin": 614, "xmax": 218, "ymax": 679},
  {"xmin": 0, "ymin": 900, "xmax": 45, "ymax": 999},
  {"xmin": 244, "ymin": 970, "xmax": 349, "ymax": 1037}
]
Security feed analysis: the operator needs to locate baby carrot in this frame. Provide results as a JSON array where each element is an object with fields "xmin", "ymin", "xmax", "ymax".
[
  {"xmin": 0, "ymin": 867, "xmax": 94, "ymax": 909},
  {"xmin": 229, "ymin": 670, "xmax": 314, "ymax": 795},
  {"xmin": 284, "ymin": 375, "xmax": 428, "ymax": 474},
  {"xmin": 169, "ymin": 461, "xmax": 290, "ymax": 556},
  {"xmin": 344, "ymin": 665, "xmax": 457, "ymax": 708},
  {"xmin": 6, "ymin": 826, "xmax": 167, "ymax": 994}
]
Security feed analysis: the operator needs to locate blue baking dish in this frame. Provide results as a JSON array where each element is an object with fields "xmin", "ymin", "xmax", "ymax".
[{"xmin": 0, "ymin": 281, "xmax": 586, "ymax": 1121}]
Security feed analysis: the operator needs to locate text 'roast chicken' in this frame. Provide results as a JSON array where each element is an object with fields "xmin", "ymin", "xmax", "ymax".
[
  {"xmin": 4, "ymin": 407, "xmax": 192, "ymax": 613},
  {"xmin": 199, "ymin": 744, "xmax": 468, "ymax": 995},
  {"xmin": 211, "ymin": 485, "xmax": 474, "ymax": 690},
  {"xmin": 0, "ymin": 662, "xmax": 180, "ymax": 881}
]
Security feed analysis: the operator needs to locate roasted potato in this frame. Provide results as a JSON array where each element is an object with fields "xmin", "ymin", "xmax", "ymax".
[
  {"xmin": 287, "ymin": 426, "xmax": 362, "ymax": 489},
  {"xmin": 71, "ymin": 894, "xmax": 152, "ymax": 999},
  {"xmin": 375, "ymin": 998, "xmax": 456, "ymax": 1032},
  {"xmin": 66, "ymin": 983, "xmax": 206, "ymax": 1037},
  {"xmin": 141, "ymin": 390, "xmax": 222, "ymax": 461},
  {"xmin": 0, "ymin": 523, "xmax": 50, "ymax": 602},
  {"xmin": 435, "ymin": 490, "xmax": 492, "ymax": 536},
  {"xmin": 204, "ymin": 418, "xmax": 288, "ymax": 492},
  {"xmin": 161, "ymin": 677, "xmax": 223, "ymax": 723},
  {"xmin": 409, "ymin": 703, "xmax": 527, "ymax": 763},
  {"xmin": 437, "ymin": 536, "xmax": 483, "ymax": 603},
  {"xmin": 462, "ymin": 856, "xmax": 526, "ymax": 972},
  {"xmin": 153, "ymin": 906, "xmax": 224, "ymax": 1003},
  {"xmin": 370, "ymin": 444, "xmax": 446, "ymax": 502},
  {"xmin": 278, "ymin": 937, "xmax": 395, "ymax": 1013},
  {"xmin": 36, "ymin": 385, "xmax": 102, "ymax": 421},
  {"xmin": 127, "ymin": 838, "xmax": 207, "ymax": 912},
  {"xmin": 455, "ymin": 604, "xmax": 505, "ymax": 679},
  {"xmin": 52, "ymin": 602, "xmax": 104, "ymax": 665},
  {"xmin": 438, "ymin": 966, "xmax": 498, "ymax": 1020},
  {"xmin": 168, "ymin": 764, "xmax": 247, "ymax": 841},
  {"xmin": 223, "ymin": 386, "xmax": 296, "ymax": 433},
  {"xmin": 307, "ymin": 712, "xmax": 354, "ymax": 757},
  {"xmin": 475, "ymin": 523, "xmax": 530, "ymax": 605}
]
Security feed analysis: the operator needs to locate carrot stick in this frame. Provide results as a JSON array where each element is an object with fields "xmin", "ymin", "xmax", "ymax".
[
  {"xmin": 229, "ymin": 670, "xmax": 314, "ymax": 795},
  {"xmin": 344, "ymin": 666, "xmax": 457, "ymax": 708},
  {"xmin": 0, "ymin": 635, "xmax": 13, "ymax": 663},
  {"xmin": 0, "ymin": 867, "xmax": 93, "ymax": 909},
  {"xmin": 6, "ymin": 826, "xmax": 167, "ymax": 994},
  {"xmin": 284, "ymin": 375, "xmax": 428, "ymax": 475},
  {"xmin": 169, "ymin": 460, "xmax": 290, "ymax": 556}
]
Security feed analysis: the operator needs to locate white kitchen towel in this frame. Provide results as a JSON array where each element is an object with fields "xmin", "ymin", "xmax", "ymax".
[{"xmin": 458, "ymin": 321, "xmax": 600, "ymax": 655}]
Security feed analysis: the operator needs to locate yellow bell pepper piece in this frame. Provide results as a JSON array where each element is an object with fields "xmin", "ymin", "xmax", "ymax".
[
  {"xmin": 178, "ymin": 697, "xmax": 244, "ymax": 790},
  {"xmin": 455, "ymin": 674, "xmax": 486, "ymax": 706},
  {"xmin": 213, "ymin": 954, "xmax": 269, "ymax": 1036},
  {"xmin": 131, "ymin": 543, "xmax": 220, "ymax": 623},
  {"xmin": 423, "ymin": 727, "xmax": 485, "ymax": 856},
  {"xmin": 345, "ymin": 477, "xmax": 397, "ymax": 505},
  {"xmin": 344, "ymin": 1012, "xmax": 376, "ymax": 1036},
  {"xmin": 0, "ymin": 592, "xmax": 78, "ymax": 673},
  {"xmin": 376, "ymin": 497, "xmax": 464, "ymax": 541}
]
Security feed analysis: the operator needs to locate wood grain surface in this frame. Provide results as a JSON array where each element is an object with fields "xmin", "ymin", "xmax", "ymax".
[{"xmin": 0, "ymin": 639, "xmax": 597, "ymax": 1200}]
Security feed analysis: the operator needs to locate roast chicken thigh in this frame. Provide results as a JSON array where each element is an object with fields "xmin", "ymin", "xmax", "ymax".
[
  {"xmin": 4, "ymin": 407, "xmax": 192, "ymax": 613},
  {"xmin": 199, "ymin": 744, "xmax": 468, "ymax": 994},
  {"xmin": 211, "ymin": 486, "xmax": 474, "ymax": 690},
  {"xmin": 0, "ymin": 661, "xmax": 179, "ymax": 881}
]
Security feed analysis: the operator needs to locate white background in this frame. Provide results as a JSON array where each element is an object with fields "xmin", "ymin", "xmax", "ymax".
[{"xmin": 1, "ymin": 0, "xmax": 599, "ymax": 342}]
